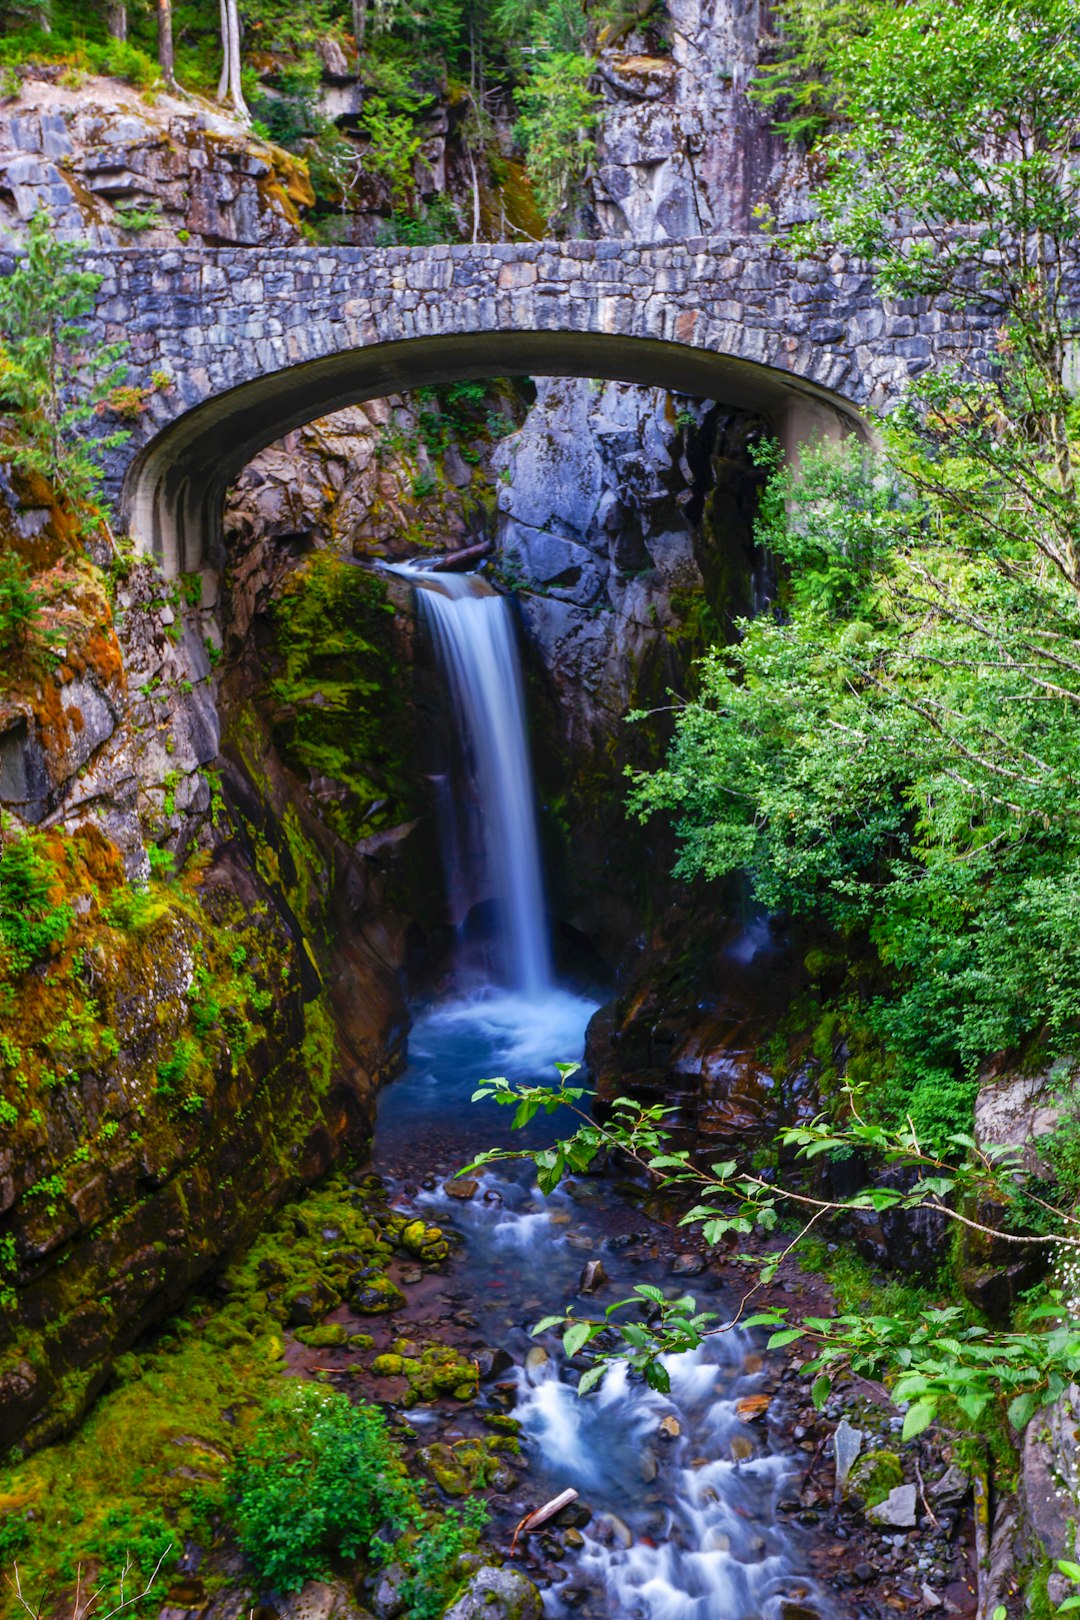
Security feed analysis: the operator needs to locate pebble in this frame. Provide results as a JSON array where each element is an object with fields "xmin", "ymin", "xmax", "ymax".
[
  {"xmin": 657, "ymin": 1415, "xmax": 681, "ymax": 1441},
  {"xmin": 444, "ymin": 1179, "xmax": 479, "ymax": 1200}
]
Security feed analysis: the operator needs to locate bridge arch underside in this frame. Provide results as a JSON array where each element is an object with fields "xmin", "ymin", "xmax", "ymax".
[{"xmin": 124, "ymin": 328, "xmax": 864, "ymax": 580}]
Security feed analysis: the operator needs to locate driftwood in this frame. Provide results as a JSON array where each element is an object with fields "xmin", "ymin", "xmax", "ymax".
[
  {"xmin": 429, "ymin": 541, "xmax": 492, "ymax": 572},
  {"xmin": 510, "ymin": 1488, "xmax": 580, "ymax": 1554}
]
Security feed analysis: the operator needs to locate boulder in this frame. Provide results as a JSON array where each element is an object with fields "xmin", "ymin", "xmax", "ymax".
[{"xmin": 442, "ymin": 1567, "xmax": 543, "ymax": 1620}]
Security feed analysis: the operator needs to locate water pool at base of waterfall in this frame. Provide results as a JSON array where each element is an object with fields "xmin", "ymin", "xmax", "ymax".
[{"xmin": 373, "ymin": 990, "xmax": 832, "ymax": 1620}]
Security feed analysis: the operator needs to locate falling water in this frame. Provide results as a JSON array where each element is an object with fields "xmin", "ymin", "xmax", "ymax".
[{"xmin": 409, "ymin": 569, "xmax": 552, "ymax": 997}]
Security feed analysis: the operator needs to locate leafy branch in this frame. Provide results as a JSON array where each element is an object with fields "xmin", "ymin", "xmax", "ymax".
[{"xmin": 464, "ymin": 1065, "xmax": 1080, "ymax": 1433}]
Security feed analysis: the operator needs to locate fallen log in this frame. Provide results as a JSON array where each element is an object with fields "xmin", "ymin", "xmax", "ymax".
[
  {"xmin": 510, "ymin": 1488, "xmax": 580, "ymax": 1554},
  {"xmin": 429, "ymin": 540, "xmax": 492, "ymax": 572}
]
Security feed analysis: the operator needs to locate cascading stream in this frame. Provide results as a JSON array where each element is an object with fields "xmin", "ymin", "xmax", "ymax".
[
  {"xmin": 372, "ymin": 558, "xmax": 825, "ymax": 1618},
  {"xmin": 408, "ymin": 569, "xmax": 552, "ymax": 998}
]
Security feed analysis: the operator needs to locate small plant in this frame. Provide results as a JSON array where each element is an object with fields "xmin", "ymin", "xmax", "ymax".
[
  {"xmin": 113, "ymin": 200, "xmax": 163, "ymax": 234},
  {"xmin": 0, "ymin": 829, "xmax": 73, "ymax": 977},
  {"xmin": 227, "ymin": 1383, "xmax": 414, "ymax": 1590},
  {"xmin": 0, "ymin": 552, "xmax": 46, "ymax": 657}
]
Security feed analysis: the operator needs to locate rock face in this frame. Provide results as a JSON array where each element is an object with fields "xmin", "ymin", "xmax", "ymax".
[
  {"xmin": 0, "ymin": 483, "xmax": 409, "ymax": 1456},
  {"xmin": 592, "ymin": 0, "xmax": 797, "ymax": 238},
  {"xmin": 0, "ymin": 71, "xmax": 311, "ymax": 250}
]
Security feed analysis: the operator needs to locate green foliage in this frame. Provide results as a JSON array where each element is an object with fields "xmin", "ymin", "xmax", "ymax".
[
  {"xmin": 0, "ymin": 828, "xmax": 73, "ymax": 977},
  {"xmin": 514, "ymin": 53, "xmax": 599, "ymax": 228},
  {"xmin": 398, "ymin": 1498, "xmax": 489, "ymax": 1620},
  {"xmin": 0, "ymin": 209, "xmax": 128, "ymax": 532},
  {"xmin": 227, "ymin": 1383, "xmax": 414, "ymax": 1590},
  {"xmin": 467, "ymin": 1068, "xmax": 1080, "ymax": 1447},
  {"xmin": 749, "ymin": 0, "xmax": 882, "ymax": 144},
  {"xmin": 360, "ymin": 96, "xmax": 424, "ymax": 207},
  {"xmin": 0, "ymin": 550, "xmax": 47, "ymax": 659}
]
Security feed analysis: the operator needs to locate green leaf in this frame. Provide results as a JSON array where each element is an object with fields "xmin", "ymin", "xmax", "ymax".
[
  {"xmin": 577, "ymin": 1363, "xmax": 606, "ymax": 1396},
  {"xmin": 901, "ymin": 1400, "xmax": 937, "ymax": 1441},
  {"xmin": 563, "ymin": 1320, "xmax": 592, "ymax": 1358},
  {"xmin": 1008, "ymin": 1391, "xmax": 1039, "ymax": 1432},
  {"xmin": 767, "ymin": 1328, "xmax": 805, "ymax": 1349},
  {"xmin": 644, "ymin": 1360, "xmax": 671, "ymax": 1394},
  {"xmin": 810, "ymin": 1374, "xmax": 832, "ymax": 1410}
]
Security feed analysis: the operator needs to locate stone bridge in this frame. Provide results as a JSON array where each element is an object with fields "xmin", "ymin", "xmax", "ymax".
[{"xmin": 77, "ymin": 235, "xmax": 991, "ymax": 580}]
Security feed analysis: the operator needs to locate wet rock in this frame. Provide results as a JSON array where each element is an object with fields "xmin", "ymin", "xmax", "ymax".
[
  {"xmin": 525, "ymin": 1346, "xmax": 550, "ymax": 1381},
  {"xmin": 639, "ymin": 1448, "xmax": 658, "ymax": 1482},
  {"xmin": 444, "ymin": 1178, "xmax": 479, "ymax": 1200},
  {"xmin": 735, "ymin": 1394, "xmax": 770, "ymax": 1422},
  {"xmin": 596, "ymin": 1513, "xmax": 633, "ymax": 1548},
  {"xmin": 657, "ymin": 1415, "xmax": 681, "ymax": 1441},
  {"xmin": 867, "ymin": 1484, "xmax": 918, "ymax": 1528},
  {"xmin": 476, "ymin": 1346, "xmax": 515, "ymax": 1381},
  {"xmin": 349, "ymin": 1276, "xmax": 406, "ymax": 1314},
  {"xmin": 671, "ymin": 1253, "xmax": 705, "ymax": 1276},
  {"xmin": 579, "ymin": 1259, "xmax": 608, "ymax": 1294},
  {"xmin": 442, "ymin": 1566, "xmax": 543, "ymax": 1620},
  {"xmin": 730, "ymin": 1436, "xmax": 755, "ymax": 1461}
]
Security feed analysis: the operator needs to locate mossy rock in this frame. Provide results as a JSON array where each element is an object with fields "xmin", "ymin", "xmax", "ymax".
[
  {"xmin": 481, "ymin": 1413, "xmax": 521, "ymax": 1434},
  {"xmin": 284, "ymin": 1278, "xmax": 342, "ymax": 1326},
  {"xmin": 399, "ymin": 1219, "xmax": 444, "ymax": 1256},
  {"xmin": 371, "ymin": 1353, "xmax": 406, "ymax": 1377},
  {"xmin": 350, "ymin": 1275, "xmax": 406, "ymax": 1314},
  {"xmin": 293, "ymin": 1323, "xmax": 348, "ymax": 1348},
  {"xmin": 850, "ymin": 1449, "xmax": 905, "ymax": 1508},
  {"xmin": 420, "ymin": 1440, "xmax": 488, "ymax": 1496}
]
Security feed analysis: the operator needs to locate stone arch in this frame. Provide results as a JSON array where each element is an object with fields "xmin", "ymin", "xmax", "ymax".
[{"xmin": 120, "ymin": 329, "xmax": 860, "ymax": 582}]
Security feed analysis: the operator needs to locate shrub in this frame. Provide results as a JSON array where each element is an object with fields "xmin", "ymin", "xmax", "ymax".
[
  {"xmin": 0, "ymin": 830, "xmax": 73, "ymax": 977},
  {"xmin": 227, "ymin": 1384, "xmax": 414, "ymax": 1590},
  {"xmin": 0, "ymin": 551, "xmax": 45, "ymax": 656}
]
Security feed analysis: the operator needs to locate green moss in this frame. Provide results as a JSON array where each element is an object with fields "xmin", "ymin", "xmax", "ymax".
[
  {"xmin": 267, "ymin": 553, "xmax": 411, "ymax": 843},
  {"xmin": 849, "ymin": 1449, "xmax": 904, "ymax": 1507}
]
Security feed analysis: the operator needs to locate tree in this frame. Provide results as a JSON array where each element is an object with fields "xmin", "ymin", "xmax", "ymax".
[
  {"xmin": 0, "ymin": 209, "xmax": 128, "ymax": 536},
  {"xmin": 514, "ymin": 52, "xmax": 599, "ymax": 230},
  {"xmin": 105, "ymin": 0, "xmax": 127, "ymax": 41},
  {"xmin": 156, "ymin": 0, "xmax": 175, "ymax": 85},
  {"xmin": 218, "ymin": 0, "xmax": 248, "ymax": 120}
]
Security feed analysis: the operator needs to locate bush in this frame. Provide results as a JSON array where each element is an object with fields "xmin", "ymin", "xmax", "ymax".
[
  {"xmin": 0, "ymin": 551, "xmax": 45, "ymax": 656},
  {"xmin": 227, "ymin": 1384, "xmax": 414, "ymax": 1591},
  {"xmin": 0, "ymin": 830, "xmax": 73, "ymax": 977}
]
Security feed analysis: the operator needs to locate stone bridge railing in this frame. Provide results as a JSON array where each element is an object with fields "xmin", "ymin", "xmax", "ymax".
[{"xmin": 69, "ymin": 236, "xmax": 993, "ymax": 578}]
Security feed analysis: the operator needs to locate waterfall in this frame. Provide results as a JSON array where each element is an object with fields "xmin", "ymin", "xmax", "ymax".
[{"xmin": 410, "ymin": 570, "xmax": 552, "ymax": 998}]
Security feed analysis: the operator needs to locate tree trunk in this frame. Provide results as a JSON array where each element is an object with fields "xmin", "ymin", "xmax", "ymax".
[
  {"xmin": 351, "ymin": 0, "xmax": 366, "ymax": 51},
  {"xmin": 157, "ymin": 0, "xmax": 175, "ymax": 86},
  {"xmin": 106, "ymin": 0, "xmax": 127, "ymax": 40},
  {"xmin": 218, "ymin": 0, "xmax": 249, "ymax": 121}
]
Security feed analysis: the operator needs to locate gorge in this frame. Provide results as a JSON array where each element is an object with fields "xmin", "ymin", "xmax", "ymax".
[{"xmin": 1, "ymin": 1, "xmax": 1079, "ymax": 1618}]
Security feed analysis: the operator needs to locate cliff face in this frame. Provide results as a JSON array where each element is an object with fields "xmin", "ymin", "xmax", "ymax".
[{"xmin": 0, "ymin": 72, "xmax": 312, "ymax": 250}]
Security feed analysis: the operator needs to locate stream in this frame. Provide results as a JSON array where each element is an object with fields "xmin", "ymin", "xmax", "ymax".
[
  {"xmin": 374, "ymin": 990, "xmax": 828, "ymax": 1620},
  {"xmin": 360, "ymin": 566, "xmax": 835, "ymax": 1619}
]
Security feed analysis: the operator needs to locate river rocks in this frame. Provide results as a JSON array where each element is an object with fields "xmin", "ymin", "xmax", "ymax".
[
  {"xmin": 579, "ymin": 1259, "xmax": 608, "ymax": 1294},
  {"xmin": 445, "ymin": 1178, "xmax": 480, "ymax": 1200},
  {"xmin": 442, "ymin": 1566, "xmax": 543, "ymax": 1620},
  {"xmin": 867, "ymin": 1484, "xmax": 918, "ymax": 1528}
]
